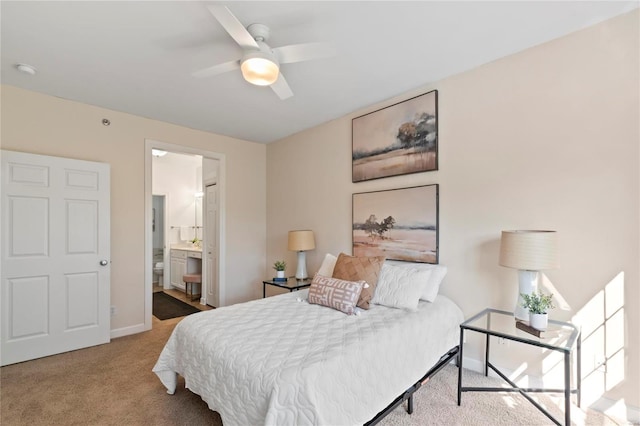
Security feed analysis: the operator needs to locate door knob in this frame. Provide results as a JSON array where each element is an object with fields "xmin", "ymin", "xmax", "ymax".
[{"xmin": 100, "ymin": 260, "xmax": 109, "ymax": 266}]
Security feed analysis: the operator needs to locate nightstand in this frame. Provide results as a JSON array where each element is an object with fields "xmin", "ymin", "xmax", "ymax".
[
  {"xmin": 262, "ymin": 278, "xmax": 312, "ymax": 298},
  {"xmin": 457, "ymin": 308, "xmax": 581, "ymax": 426}
]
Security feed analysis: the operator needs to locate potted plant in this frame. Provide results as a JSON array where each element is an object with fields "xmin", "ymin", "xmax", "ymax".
[
  {"xmin": 520, "ymin": 291, "xmax": 555, "ymax": 330},
  {"xmin": 273, "ymin": 260, "xmax": 286, "ymax": 279}
]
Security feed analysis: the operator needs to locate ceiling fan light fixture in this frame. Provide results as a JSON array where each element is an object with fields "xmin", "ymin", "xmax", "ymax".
[{"xmin": 240, "ymin": 51, "xmax": 279, "ymax": 86}]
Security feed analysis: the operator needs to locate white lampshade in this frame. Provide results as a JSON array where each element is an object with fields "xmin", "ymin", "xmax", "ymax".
[
  {"xmin": 499, "ymin": 230, "xmax": 558, "ymax": 271},
  {"xmin": 288, "ymin": 230, "xmax": 315, "ymax": 252},
  {"xmin": 240, "ymin": 51, "xmax": 279, "ymax": 86},
  {"xmin": 499, "ymin": 230, "xmax": 558, "ymax": 321}
]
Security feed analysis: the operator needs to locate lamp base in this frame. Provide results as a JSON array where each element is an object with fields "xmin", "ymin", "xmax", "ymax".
[
  {"xmin": 514, "ymin": 270, "xmax": 539, "ymax": 321},
  {"xmin": 295, "ymin": 251, "xmax": 308, "ymax": 280}
]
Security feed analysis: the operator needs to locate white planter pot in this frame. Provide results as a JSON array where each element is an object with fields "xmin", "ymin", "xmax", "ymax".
[
  {"xmin": 529, "ymin": 313, "xmax": 548, "ymax": 330},
  {"xmin": 276, "ymin": 270, "xmax": 285, "ymax": 279}
]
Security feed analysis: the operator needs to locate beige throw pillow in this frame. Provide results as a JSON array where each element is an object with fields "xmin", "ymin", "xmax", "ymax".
[{"xmin": 331, "ymin": 253, "xmax": 385, "ymax": 309}]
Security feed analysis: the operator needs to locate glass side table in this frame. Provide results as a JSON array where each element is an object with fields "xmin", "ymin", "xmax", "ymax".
[
  {"xmin": 457, "ymin": 308, "xmax": 581, "ymax": 426},
  {"xmin": 262, "ymin": 278, "xmax": 312, "ymax": 298}
]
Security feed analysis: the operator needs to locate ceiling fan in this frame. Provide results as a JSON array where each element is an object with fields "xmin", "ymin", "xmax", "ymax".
[{"xmin": 193, "ymin": 5, "xmax": 334, "ymax": 100}]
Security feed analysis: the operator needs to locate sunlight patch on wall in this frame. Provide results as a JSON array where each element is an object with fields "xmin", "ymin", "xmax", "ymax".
[
  {"xmin": 572, "ymin": 272, "xmax": 626, "ymax": 406},
  {"xmin": 541, "ymin": 346, "xmax": 565, "ymax": 388}
]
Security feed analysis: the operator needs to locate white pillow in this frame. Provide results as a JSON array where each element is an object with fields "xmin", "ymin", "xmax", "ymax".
[
  {"xmin": 418, "ymin": 264, "xmax": 447, "ymax": 302},
  {"xmin": 386, "ymin": 261, "xmax": 447, "ymax": 302},
  {"xmin": 317, "ymin": 253, "xmax": 337, "ymax": 277},
  {"xmin": 372, "ymin": 263, "xmax": 432, "ymax": 310}
]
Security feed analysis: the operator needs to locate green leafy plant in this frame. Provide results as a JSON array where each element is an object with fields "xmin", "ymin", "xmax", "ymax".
[
  {"xmin": 520, "ymin": 291, "xmax": 555, "ymax": 314},
  {"xmin": 273, "ymin": 260, "xmax": 286, "ymax": 271}
]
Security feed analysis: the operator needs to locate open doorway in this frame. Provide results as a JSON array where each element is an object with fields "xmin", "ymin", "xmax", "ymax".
[{"xmin": 144, "ymin": 140, "xmax": 225, "ymax": 330}]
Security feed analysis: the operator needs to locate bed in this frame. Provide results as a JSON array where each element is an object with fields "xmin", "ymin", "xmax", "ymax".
[{"xmin": 153, "ymin": 261, "xmax": 464, "ymax": 426}]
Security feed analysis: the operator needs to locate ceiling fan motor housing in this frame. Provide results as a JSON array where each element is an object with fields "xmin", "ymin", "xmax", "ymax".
[{"xmin": 247, "ymin": 23, "xmax": 271, "ymax": 42}]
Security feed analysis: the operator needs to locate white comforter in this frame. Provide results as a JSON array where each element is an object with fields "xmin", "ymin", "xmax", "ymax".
[{"xmin": 153, "ymin": 291, "xmax": 463, "ymax": 426}]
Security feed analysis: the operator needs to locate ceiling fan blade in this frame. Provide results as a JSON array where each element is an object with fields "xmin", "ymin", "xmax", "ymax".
[
  {"xmin": 273, "ymin": 42, "xmax": 335, "ymax": 64},
  {"xmin": 192, "ymin": 60, "xmax": 240, "ymax": 78},
  {"xmin": 270, "ymin": 74, "xmax": 293, "ymax": 100},
  {"xmin": 207, "ymin": 5, "xmax": 259, "ymax": 50}
]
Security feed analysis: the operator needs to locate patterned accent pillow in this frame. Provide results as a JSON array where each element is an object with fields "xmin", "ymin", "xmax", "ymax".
[
  {"xmin": 331, "ymin": 253, "xmax": 385, "ymax": 310},
  {"xmin": 308, "ymin": 274, "xmax": 365, "ymax": 315}
]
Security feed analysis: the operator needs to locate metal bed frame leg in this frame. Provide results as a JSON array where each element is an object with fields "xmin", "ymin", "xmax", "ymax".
[
  {"xmin": 457, "ymin": 329, "xmax": 464, "ymax": 406},
  {"xmin": 577, "ymin": 332, "xmax": 582, "ymax": 408},
  {"xmin": 564, "ymin": 352, "xmax": 571, "ymax": 426}
]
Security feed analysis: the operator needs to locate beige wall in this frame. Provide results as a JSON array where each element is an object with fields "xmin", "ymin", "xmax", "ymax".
[
  {"xmin": 1, "ymin": 85, "xmax": 267, "ymax": 331},
  {"xmin": 267, "ymin": 10, "xmax": 639, "ymax": 415}
]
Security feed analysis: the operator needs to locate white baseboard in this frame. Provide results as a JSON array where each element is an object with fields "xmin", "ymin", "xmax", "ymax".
[
  {"xmin": 461, "ymin": 356, "xmax": 486, "ymax": 374},
  {"xmin": 461, "ymin": 356, "xmax": 529, "ymax": 382},
  {"xmin": 462, "ymin": 356, "xmax": 639, "ymax": 424},
  {"xmin": 110, "ymin": 323, "xmax": 145, "ymax": 339}
]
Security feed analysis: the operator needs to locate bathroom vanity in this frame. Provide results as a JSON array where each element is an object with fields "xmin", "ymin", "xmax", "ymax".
[{"xmin": 170, "ymin": 247, "xmax": 202, "ymax": 291}]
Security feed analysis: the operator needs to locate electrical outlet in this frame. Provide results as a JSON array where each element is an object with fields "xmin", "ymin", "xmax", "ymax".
[{"xmin": 110, "ymin": 306, "xmax": 117, "ymax": 316}]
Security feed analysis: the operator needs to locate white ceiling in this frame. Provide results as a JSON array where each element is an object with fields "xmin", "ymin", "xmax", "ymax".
[{"xmin": 2, "ymin": 1, "xmax": 637, "ymax": 144}]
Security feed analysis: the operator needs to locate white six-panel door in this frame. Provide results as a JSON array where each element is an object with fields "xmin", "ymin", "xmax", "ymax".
[{"xmin": 1, "ymin": 150, "xmax": 110, "ymax": 366}]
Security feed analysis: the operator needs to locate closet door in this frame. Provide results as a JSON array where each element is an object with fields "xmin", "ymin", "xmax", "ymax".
[
  {"xmin": 1, "ymin": 150, "xmax": 111, "ymax": 365},
  {"xmin": 205, "ymin": 184, "xmax": 219, "ymax": 307}
]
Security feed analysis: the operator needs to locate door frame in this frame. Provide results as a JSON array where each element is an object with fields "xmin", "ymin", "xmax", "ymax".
[{"xmin": 144, "ymin": 140, "xmax": 226, "ymax": 330}]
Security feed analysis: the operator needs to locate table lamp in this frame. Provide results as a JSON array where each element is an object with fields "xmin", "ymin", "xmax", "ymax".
[
  {"xmin": 288, "ymin": 230, "xmax": 315, "ymax": 279},
  {"xmin": 499, "ymin": 230, "xmax": 558, "ymax": 320}
]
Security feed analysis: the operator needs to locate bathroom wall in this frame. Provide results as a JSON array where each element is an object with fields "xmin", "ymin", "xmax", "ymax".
[{"xmin": 152, "ymin": 152, "xmax": 202, "ymax": 244}]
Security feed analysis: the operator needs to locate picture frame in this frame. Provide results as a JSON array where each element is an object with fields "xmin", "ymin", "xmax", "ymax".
[
  {"xmin": 352, "ymin": 184, "xmax": 439, "ymax": 264},
  {"xmin": 352, "ymin": 90, "xmax": 438, "ymax": 183}
]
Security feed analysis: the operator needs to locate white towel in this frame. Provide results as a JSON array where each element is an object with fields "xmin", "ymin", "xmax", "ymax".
[{"xmin": 179, "ymin": 226, "xmax": 194, "ymax": 241}]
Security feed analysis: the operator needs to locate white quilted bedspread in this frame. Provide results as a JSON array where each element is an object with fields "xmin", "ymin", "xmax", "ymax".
[{"xmin": 153, "ymin": 291, "xmax": 463, "ymax": 426}]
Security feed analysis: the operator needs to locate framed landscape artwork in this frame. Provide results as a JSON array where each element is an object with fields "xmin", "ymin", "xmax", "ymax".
[
  {"xmin": 352, "ymin": 90, "xmax": 438, "ymax": 183},
  {"xmin": 352, "ymin": 184, "xmax": 439, "ymax": 264}
]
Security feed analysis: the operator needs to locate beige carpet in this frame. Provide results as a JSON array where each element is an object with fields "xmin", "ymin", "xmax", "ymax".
[{"xmin": 1, "ymin": 316, "xmax": 617, "ymax": 426}]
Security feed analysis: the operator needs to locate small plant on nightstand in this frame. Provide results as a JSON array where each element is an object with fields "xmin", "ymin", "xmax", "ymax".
[
  {"xmin": 521, "ymin": 291, "xmax": 555, "ymax": 330},
  {"xmin": 273, "ymin": 260, "xmax": 286, "ymax": 279}
]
